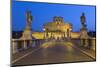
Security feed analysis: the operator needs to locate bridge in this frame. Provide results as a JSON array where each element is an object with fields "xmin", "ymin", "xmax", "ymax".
[{"xmin": 11, "ymin": 38, "xmax": 96, "ymax": 66}]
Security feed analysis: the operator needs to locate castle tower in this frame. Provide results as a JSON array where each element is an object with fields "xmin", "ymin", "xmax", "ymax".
[{"xmin": 53, "ymin": 16, "xmax": 64, "ymax": 24}]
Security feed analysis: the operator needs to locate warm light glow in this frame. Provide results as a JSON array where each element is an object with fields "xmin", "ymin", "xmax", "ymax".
[
  {"xmin": 41, "ymin": 42, "xmax": 55, "ymax": 48},
  {"xmin": 43, "ymin": 28, "xmax": 45, "ymax": 31},
  {"xmin": 32, "ymin": 31, "xmax": 80, "ymax": 39},
  {"xmin": 32, "ymin": 32, "xmax": 44, "ymax": 39}
]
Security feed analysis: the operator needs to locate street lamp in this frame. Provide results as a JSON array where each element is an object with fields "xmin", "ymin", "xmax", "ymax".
[{"xmin": 43, "ymin": 28, "xmax": 46, "ymax": 31}]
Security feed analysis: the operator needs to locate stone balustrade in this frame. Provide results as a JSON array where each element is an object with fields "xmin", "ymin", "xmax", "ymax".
[
  {"xmin": 90, "ymin": 38, "xmax": 96, "ymax": 51},
  {"xmin": 80, "ymin": 38, "xmax": 96, "ymax": 51},
  {"xmin": 12, "ymin": 39, "xmax": 45, "ymax": 54},
  {"xmin": 12, "ymin": 38, "xmax": 96, "ymax": 54}
]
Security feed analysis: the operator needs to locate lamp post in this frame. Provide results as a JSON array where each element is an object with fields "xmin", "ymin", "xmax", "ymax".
[{"xmin": 43, "ymin": 28, "xmax": 46, "ymax": 39}]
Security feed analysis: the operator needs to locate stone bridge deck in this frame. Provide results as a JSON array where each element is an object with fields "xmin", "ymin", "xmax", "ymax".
[{"xmin": 12, "ymin": 40, "xmax": 96, "ymax": 66}]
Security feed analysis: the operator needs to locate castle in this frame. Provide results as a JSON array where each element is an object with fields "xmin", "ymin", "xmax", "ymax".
[{"xmin": 32, "ymin": 16, "xmax": 80, "ymax": 39}]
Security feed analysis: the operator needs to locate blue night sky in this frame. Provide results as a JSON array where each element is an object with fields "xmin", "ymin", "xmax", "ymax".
[{"xmin": 12, "ymin": 1, "xmax": 96, "ymax": 32}]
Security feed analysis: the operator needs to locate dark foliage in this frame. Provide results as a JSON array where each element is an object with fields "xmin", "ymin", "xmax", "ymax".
[
  {"xmin": 12, "ymin": 31, "xmax": 23, "ymax": 39},
  {"xmin": 88, "ymin": 31, "xmax": 96, "ymax": 37}
]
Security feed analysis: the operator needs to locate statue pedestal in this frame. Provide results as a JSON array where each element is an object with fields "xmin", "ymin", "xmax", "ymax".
[
  {"xmin": 80, "ymin": 30, "xmax": 89, "ymax": 48},
  {"xmin": 20, "ymin": 27, "xmax": 32, "ymax": 49}
]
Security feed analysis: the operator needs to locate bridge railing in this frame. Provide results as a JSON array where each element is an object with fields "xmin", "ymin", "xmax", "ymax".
[
  {"xmin": 12, "ymin": 38, "xmax": 96, "ymax": 54},
  {"xmin": 71, "ymin": 38, "xmax": 96, "ymax": 51},
  {"xmin": 11, "ymin": 39, "xmax": 45, "ymax": 54}
]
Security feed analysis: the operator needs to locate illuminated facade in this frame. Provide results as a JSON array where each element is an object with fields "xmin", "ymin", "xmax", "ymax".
[
  {"xmin": 32, "ymin": 16, "xmax": 80, "ymax": 39},
  {"xmin": 43, "ymin": 16, "xmax": 72, "ymax": 39}
]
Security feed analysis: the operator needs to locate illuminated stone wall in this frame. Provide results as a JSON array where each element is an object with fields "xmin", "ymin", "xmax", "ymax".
[
  {"xmin": 44, "ymin": 22, "xmax": 72, "ymax": 32},
  {"xmin": 32, "ymin": 32, "xmax": 44, "ymax": 39},
  {"xmin": 71, "ymin": 32, "xmax": 80, "ymax": 38},
  {"xmin": 32, "ymin": 32, "xmax": 80, "ymax": 39}
]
